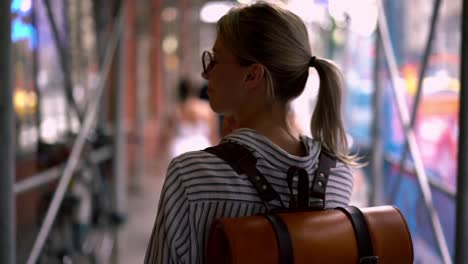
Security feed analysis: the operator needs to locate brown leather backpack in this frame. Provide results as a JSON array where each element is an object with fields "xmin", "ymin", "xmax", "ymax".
[{"xmin": 204, "ymin": 142, "xmax": 413, "ymax": 264}]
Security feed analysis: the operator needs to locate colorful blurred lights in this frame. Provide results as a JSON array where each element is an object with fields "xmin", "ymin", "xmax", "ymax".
[
  {"xmin": 11, "ymin": 0, "xmax": 32, "ymax": 13},
  {"xmin": 20, "ymin": 0, "xmax": 32, "ymax": 13},
  {"xmin": 14, "ymin": 90, "xmax": 37, "ymax": 118},
  {"xmin": 162, "ymin": 36, "xmax": 178, "ymax": 54},
  {"xmin": 162, "ymin": 7, "xmax": 178, "ymax": 22},
  {"xmin": 200, "ymin": 2, "xmax": 235, "ymax": 23}
]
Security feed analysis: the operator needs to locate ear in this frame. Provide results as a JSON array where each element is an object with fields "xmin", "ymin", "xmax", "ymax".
[{"xmin": 244, "ymin": 64, "xmax": 265, "ymax": 89}]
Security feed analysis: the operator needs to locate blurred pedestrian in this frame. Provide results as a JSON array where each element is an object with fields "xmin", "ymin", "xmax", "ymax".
[{"xmin": 168, "ymin": 78, "xmax": 219, "ymax": 158}]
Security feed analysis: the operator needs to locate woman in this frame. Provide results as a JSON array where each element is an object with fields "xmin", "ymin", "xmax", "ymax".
[{"xmin": 145, "ymin": 2, "xmax": 356, "ymax": 263}]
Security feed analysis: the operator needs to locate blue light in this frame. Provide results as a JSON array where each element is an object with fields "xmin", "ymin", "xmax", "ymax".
[
  {"xmin": 11, "ymin": 0, "xmax": 32, "ymax": 14},
  {"xmin": 11, "ymin": 18, "xmax": 37, "ymax": 49},
  {"xmin": 11, "ymin": 0, "xmax": 22, "ymax": 12}
]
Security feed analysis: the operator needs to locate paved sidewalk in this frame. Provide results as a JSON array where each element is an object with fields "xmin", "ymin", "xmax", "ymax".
[{"xmin": 117, "ymin": 161, "xmax": 167, "ymax": 263}]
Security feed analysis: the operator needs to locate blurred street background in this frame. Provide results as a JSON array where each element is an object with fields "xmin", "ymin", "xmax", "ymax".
[{"xmin": 2, "ymin": 0, "xmax": 468, "ymax": 263}]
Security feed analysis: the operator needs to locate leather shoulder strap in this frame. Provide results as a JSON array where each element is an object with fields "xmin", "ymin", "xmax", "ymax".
[
  {"xmin": 204, "ymin": 142, "xmax": 283, "ymax": 208},
  {"xmin": 309, "ymin": 147, "xmax": 337, "ymax": 208},
  {"xmin": 264, "ymin": 214, "xmax": 294, "ymax": 264},
  {"xmin": 337, "ymin": 206, "xmax": 378, "ymax": 264}
]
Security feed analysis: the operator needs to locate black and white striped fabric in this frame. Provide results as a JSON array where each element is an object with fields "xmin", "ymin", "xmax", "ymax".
[{"xmin": 144, "ymin": 128, "xmax": 354, "ymax": 264}]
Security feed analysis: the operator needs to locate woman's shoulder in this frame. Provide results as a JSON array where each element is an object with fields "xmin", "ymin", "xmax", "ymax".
[
  {"xmin": 166, "ymin": 148, "xmax": 248, "ymax": 196},
  {"xmin": 170, "ymin": 149, "xmax": 223, "ymax": 167},
  {"xmin": 167, "ymin": 147, "xmax": 238, "ymax": 176}
]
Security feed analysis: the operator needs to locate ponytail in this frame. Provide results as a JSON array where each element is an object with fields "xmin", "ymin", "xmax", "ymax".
[
  {"xmin": 217, "ymin": 3, "xmax": 358, "ymax": 166},
  {"xmin": 311, "ymin": 58, "xmax": 358, "ymax": 166}
]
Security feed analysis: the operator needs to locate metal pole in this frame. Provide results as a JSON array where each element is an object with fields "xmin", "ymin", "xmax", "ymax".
[
  {"xmin": 133, "ymin": 38, "xmax": 146, "ymax": 192},
  {"xmin": 133, "ymin": 0, "xmax": 149, "ymax": 191},
  {"xmin": 455, "ymin": 0, "xmax": 468, "ymax": 262},
  {"xmin": 384, "ymin": 154, "xmax": 456, "ymax": 198},
  {"xmin": 0, "ymin": 1, "xmax": 15, "ymax": 263},
  {"xmin": 42, "ymin": 0, "xmax": 83, "ymax": 124},
  {"xmin": 26, "ymin": 7, "xmax": 124, "ymax": 263},
  {"xmin": 377, "ymin": 1, "xmax": 452, "ymax": 263},
  {"xmin": 32, "ymin": 1, "xmax": 42, "ymax": 141},
  {"xmin": 112, "ymin": 2, "xmax": 127, "ymax": 262},
  {"xmin": 389, "ymin": 0, "xmax": 442, "ymax": 203},
  {"xmin": 114, "ymin": 0, "xmax": 128, "ymax": 218},
  {"xmin": 14, "ymin": 146, "xmax": 113, "ymax": 195},
  {"xmin": 371, "ymin": 29, "xmax": 384, "ymax": 206}
]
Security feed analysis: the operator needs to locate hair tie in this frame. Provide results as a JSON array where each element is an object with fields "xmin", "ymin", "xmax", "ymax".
[{"xmin": 309, "ymin": 56, "xmax": 317, "ymax": 68}]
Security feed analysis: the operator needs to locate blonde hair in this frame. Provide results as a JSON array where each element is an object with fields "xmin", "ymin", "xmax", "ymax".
[{"xmin": 217, "ymin": 2, "xmax": 357, "ymax": 166}]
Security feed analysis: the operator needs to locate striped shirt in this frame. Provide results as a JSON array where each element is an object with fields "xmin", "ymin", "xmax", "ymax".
[{"xmin": 144, "ymin": 128, "xmax": 354, "ymax": 264}]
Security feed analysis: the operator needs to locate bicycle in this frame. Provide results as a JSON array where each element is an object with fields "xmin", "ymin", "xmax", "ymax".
[{"xmin": 36, "ymin": 129, "xmax": 125, "ymax": 264}]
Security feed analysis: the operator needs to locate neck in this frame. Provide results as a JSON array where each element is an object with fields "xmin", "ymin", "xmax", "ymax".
[{"xmin": 235, "ymin": 102, "xmax": 299, "ymax": 142}]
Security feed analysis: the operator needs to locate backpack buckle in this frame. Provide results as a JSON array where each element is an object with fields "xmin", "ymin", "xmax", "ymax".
[{"xmin": 359, "ymin": 256, "xmax": 379, "ymax": 264}]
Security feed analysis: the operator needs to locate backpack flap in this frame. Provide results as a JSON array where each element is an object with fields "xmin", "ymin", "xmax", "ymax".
[{"xmin": 206, "ymin": 205, "xmax": 414, "ymax": 264}]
